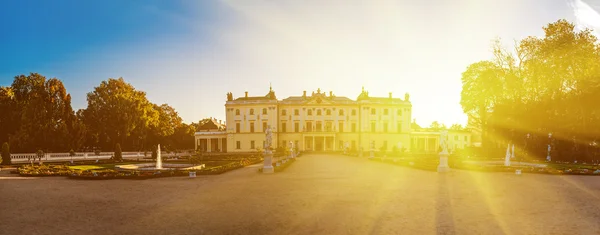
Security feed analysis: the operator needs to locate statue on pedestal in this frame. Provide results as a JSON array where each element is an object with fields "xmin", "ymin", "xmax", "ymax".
[
  {"xmin": 438, "ymin": 130, "xmax": 450, "ymax": 172},
  {"xmin": 262, "ymin": 126, "xmax": 274, "ymax": 173},
  {"xmin": 439, "ymin": 130, "xmax": 449, "ymax": 154},
  {"xmin": 265, "ymin": 126, "xmax": 273, "ymax": 150}
]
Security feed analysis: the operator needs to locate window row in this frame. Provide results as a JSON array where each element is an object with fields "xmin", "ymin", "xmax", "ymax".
[
  {"xmin": 234, "ymin": 108, "xmax": 408, "ymax": 116},
  {"xmin": 235, "ymin": 121, "xmax": 405, "ymax": 133}
]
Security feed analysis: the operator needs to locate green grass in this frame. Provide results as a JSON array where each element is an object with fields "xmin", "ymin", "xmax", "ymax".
[
  {"xmin": 67, "ymin": 161, "xmax": 236, "ymax": 171},
  {"xmin": 68, "ymin": 162, "xmax": 139, "ymax": 171}
]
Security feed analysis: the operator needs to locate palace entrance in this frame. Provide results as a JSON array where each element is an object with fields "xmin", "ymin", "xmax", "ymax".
[{"xmin": 304, "ymin": 135, "xmax": 336, "ymax": 151}]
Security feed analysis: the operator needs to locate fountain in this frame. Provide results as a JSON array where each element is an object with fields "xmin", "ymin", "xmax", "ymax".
[
  {"xmin": 115, "ymin": 144, "xmax": 203, "ymax": 172},
  {"xmin": 156, "ymin": 144, "xmax": 162, "ymax": 169}
]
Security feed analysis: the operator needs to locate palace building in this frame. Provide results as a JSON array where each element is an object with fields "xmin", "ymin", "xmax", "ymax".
[{"xmin": 195, "ymin": 87, "xmax": 472, "ymax": 154}]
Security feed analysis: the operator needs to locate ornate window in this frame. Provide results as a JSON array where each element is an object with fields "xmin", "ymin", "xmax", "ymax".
[
  {"xmin": 397, "ymin": 109, "xmax": 402, "ymax": 116},
  {"xmin": 317, "ymin": 109, "xmax": 322, "ymax": 116},
  {"xmin": 262, "ymin": 108, "xmax": 267, "ymax": 115},
  {"xmin": 250, "ymin": 109, "xmax": 254, "ymax": 115},
  {"xmin": 351, "ymin": 109, "xmax": 356, "ymax": 116},
  {"xmin": 236, "ymin": 109, "xmax": 240, "ymax": 115},
  {"xmin": 294, "ymin": 109, "xmax": 299, "ymax": 116},
  {"xmin": 339, "ymin": 109, "xmax": 344, "ymax": 115},
  {"xmin": 383, "ymin": 109, "xmax": 388, "ymax": 115},
  {"xmin": 307, "ymin": 109, "xmax": 312, "ymax": 115},
  {"xmin": 371, "ymin": 108, "xmax": 376, "ymax": 115},
  {"xmin": 281, "ymin": 109, "xmax": 287, "ymax": 116},
  {"xmin": 326, "ymin": 109, "xmax": 331, "ymax": 116}
]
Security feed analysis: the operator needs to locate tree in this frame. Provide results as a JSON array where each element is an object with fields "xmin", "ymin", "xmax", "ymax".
[
  {"xmin": 114, "ymin": 143, "xmax": 122, "ymax": 161},
  {"xmin": 1, "ymin": 142, "xmax": 10, "ymax": 165},
  {"xmin": 82, "ymin": 78, "xmax": 159, "ymax": 151},
  {"xmin": 450, "ymin": 124, "xmax": 464, "ymax": 131},
  {"xmin": 4, "ymin": 73, "xmax": 79, "ymax": 152},
  {"xmin": 152, "ymin": 147, "xmax": 157, "ymax": 160},
  {"xmin": 460, "ymin": 19, "xmax": 600, "ymax": 161},
  {"xmin": 460, "ymin": 61, "xmax": 505, "ymax": 149},
  {"xmin": 428, "ymin": 121, "xmax": 447, "ymax": 131},
  {"xmin": 0, "ymin": 87, "xmax": 17, "ymax": 144}
]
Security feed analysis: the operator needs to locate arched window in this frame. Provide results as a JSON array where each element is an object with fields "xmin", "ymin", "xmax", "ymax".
[
  {"xmin": 250, "ymin": 109, "xmax": 254, "ymax": 115},
  {"xmin": 236, "ymin": 109, "xmax": 240, "ymax": 115},
  {"xmin": 326, "ymin": 109, "xmax": 331, "ymax": 115},
  {"xmin": 262, "ymin": 108, "xmax": 267, "ymax": 115},
  {"xmin": 339, "ymin": 109, "xmax": 344, "ymax": 116},
  {"xmin": 308, "ymin": 109, "xmax": 312, "ymax": 115},
  {"xmin": 317, "ymin": 109, "xmax": 322, "ymax": 116}
]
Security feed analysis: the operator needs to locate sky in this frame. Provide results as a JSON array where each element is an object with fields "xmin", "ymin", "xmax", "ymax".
[{"xmin": 1, "ymin": 0, "xmax": 599, "ymax": 126}]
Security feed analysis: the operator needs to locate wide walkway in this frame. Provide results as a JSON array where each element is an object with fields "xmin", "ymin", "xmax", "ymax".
[{"xmin": 1, "ymin": 154, "xmax": 600, "ymax": 235}]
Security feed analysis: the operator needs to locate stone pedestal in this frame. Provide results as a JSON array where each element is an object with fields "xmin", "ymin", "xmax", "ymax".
[
  {"xmin": 437, "ymin": 152, "xmax": 450, "ymax": 172},
  {"xmin": 263, "ymin": 150, "xmax": 274, "ymax": 174}
]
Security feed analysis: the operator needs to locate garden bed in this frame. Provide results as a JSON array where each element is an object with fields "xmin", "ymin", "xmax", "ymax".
[{"xmin": 17, "ymin": 157, "xmax": 263, "ymax": 179}]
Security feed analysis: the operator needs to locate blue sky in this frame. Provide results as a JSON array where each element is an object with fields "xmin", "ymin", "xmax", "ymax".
[{"xmin": 1, "ymin": 0, "xmax": 599, "ymax": 126}]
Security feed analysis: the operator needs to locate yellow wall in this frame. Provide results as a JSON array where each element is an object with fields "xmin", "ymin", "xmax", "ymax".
[{"xmin": 217, "ymin": 89, "xmax": 475, "ymax": 153}]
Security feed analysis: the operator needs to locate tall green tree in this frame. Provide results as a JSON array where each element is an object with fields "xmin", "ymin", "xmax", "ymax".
[
  {"xmin": 460, "ymin": 61, "xmax": 505, "ymax": 148},
  {"xmin": 460, "ymin": 19, "xmax": 600, "ymax": 160},
  {"xmin": 1, "ymin": 142, "xmax": 10, "ymax": 165},
  {"xmin": 82, "ymin": 78, "xmax": 159, "ymax": 150},
  {"xmin": 7, "ymin": 73, "xmax": 79, "ymax": 152},
  {"xmin": 0, "ymin": 87, "xmax": 17, "ymax": 144}
]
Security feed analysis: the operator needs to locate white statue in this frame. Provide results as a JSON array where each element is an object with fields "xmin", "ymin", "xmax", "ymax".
[
  {"xmin": 265, "ymin": 126, "xmax": 273, "ymax": 149},
  {"xmin": 440, "ymin": 130, "xmax": 449, "ymax": 154},
  {"xmin": 504, "ymin": 144, "xmax": 511, "ymax": 166}
]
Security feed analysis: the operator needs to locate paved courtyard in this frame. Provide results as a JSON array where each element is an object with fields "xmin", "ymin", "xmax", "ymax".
[{"xmin": 1, "ymin": 154, "xmax": 600, "ymax": 235}]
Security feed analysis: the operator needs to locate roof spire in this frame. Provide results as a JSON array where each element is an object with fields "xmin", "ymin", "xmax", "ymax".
[{"xmin": 269, "ymin": 82, "xmax": 272, "ymax": 92}]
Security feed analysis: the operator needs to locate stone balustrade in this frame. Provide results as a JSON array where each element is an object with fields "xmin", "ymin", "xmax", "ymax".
[{"xmin": 9, "ymin": 151, "xmax": 195, "ymax": 163}]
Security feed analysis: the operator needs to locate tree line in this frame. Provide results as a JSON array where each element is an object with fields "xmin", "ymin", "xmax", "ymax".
[
  {"xmin": 460, "ymin": 19, "xmax": 600, "ymax": 162},
  {"xmin": 0, "ymin": 75, "xmax": 205, "ymax": 153}
]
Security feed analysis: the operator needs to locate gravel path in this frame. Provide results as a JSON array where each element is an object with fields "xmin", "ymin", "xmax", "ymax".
[{"xmin": 1, "ymin": 154, "xmax": 599, "ymax": 235}]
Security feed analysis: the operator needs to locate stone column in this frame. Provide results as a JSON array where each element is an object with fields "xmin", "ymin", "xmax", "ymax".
[
  {"xmin": 333, "ymin": 136, "xmax": 336, "ymax": 151},
  {"xmin": 369, "ymin": 141, "xmax": 375, "ymax": 159},
  {"xmin": 312, "ymin": 136, "xmax": 315, "ymax": 151},
  {"xmin": 207, "ymin": 138, "xmax": 212, "ymax": 152},
  {"xmin": 289, "ymin": 141, "xmax": 295, "ymax": 158}
]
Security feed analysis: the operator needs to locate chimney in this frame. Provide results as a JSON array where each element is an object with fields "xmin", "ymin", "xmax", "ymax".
[
  {"xmin": 389, "ymin": 92, "xmax": 392, "ymax": 99},
  {"xmin": 245, "ymin": 91, "xmax": 248, "ymax": 98},
  {"xmin": 303, "ymin": 91, "xmax": 307, "ymax": 97}
]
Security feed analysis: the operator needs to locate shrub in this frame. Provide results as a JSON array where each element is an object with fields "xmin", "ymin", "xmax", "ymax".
[
  {"xmin": 114, "ymin": 143, "xmax": 122, "ymax": 161},
  {"xmin": 69, "ymin": 149, "xmax": 75, "ymax": 157},
  {"xmin": 36, "ymin": 150, "xmax": 44, "ymax": 159},
  {"xmin": 1, "ymin": 142, "xmax": 10, "ymax": 165}
]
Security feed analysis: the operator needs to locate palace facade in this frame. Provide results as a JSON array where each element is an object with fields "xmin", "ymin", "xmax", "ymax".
[{"xmin": 195, "ymin": 87, "xmax": 472, "ymax": 154}]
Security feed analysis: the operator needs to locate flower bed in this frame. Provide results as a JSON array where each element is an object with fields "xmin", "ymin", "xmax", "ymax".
[
  {"xmin": 18, "ymin": 157, "xmax": 263, "ymax": 180},
  {"xmin": 453, "ymin": 161, "xmax": 600, "ymax": 176}
]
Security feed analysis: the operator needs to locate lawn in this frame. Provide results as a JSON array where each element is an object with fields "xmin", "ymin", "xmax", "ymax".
[
  {"xmin": 67, "ymin": 161, "xmax": 239, "ymax": 171},
  {"xmin": 68, "ymin": 162, "xmax": 144, "ymax": 171}
]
